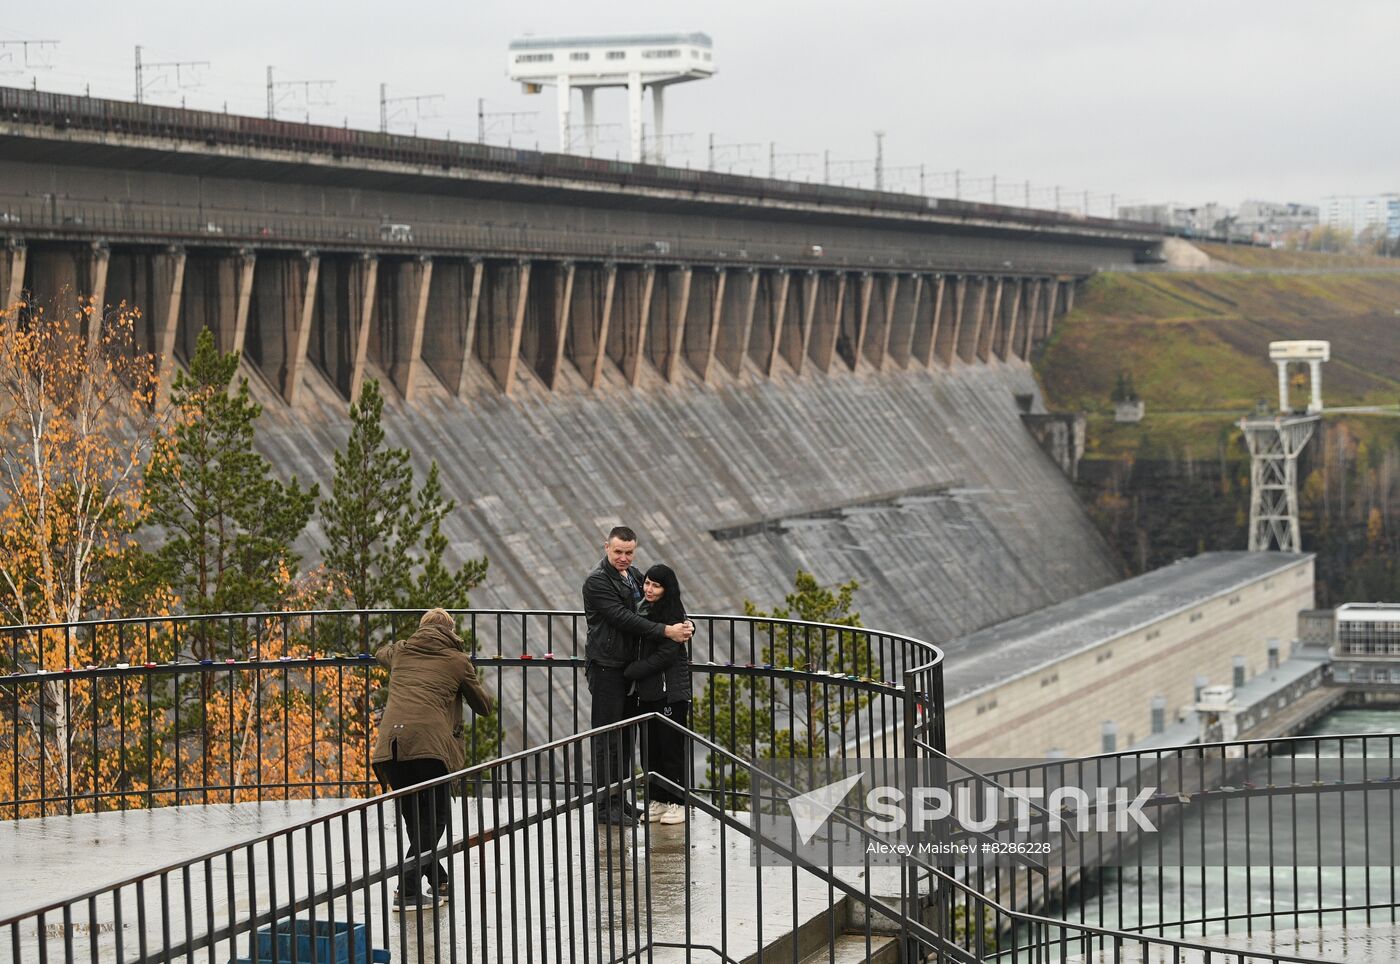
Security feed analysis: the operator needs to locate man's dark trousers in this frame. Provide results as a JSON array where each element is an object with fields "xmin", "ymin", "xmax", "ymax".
[
  {"xmin": 373, "ymin": 753, "xmax": 451, "ymax": 898},
  {"xmin": 587, "ymin": 662, "xmax": 635, "ymax": 804}
]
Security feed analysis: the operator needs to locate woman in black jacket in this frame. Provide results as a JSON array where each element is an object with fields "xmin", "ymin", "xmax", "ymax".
[{"xmin": 625, "ymin": 563, "xmax": 693, "ymax": 825}]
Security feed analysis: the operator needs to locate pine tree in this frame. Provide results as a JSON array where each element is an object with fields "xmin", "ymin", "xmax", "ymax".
[
  {"xmin": 320, "ymin": 378, "xmax": 495, "ymax": 761},
  {"xmin": 694, "ymin": 570, "xmax": 870, "ymax": 798},
  {"xmin": 1112, "ymin": 372, "xmax": 1129, "ymax": 404},
  {"xmin": 321, "ymin": 378, "xmax": 488, "ymax": 612},
  {"xmin": 320, "ymin": 378, "xmax": 419, "ymax": 610},
  {"xmin": 143, "ymin": 328, "xmax": 316, "ymax": 644},
  {"xmin": 1112, "ymin": 371, "xmax": 1139, "ymax": 404}
]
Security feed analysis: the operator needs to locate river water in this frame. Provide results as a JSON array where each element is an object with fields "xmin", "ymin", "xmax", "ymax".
[
  {"xmin": 1303, "ymin": 706, "xmax": 1400, "ymax": 738},
  {"xmin": 1070, "ymin": 705, "xmax": 1400, "ymax": 939}
]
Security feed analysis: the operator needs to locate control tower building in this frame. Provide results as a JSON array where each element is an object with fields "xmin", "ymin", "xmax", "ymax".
[{"xmin": 507, "ymin": 32, "xmax": 714, "ymax": 164}]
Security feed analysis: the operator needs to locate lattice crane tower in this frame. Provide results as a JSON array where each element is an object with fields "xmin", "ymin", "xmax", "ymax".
[
  {"xmin": 1239, "ymin": 341, "xmax": 1328, "ymax": 552},
  {"xmin": 507, "ymin": 33, "xmax": 715, "ymax": 164}
]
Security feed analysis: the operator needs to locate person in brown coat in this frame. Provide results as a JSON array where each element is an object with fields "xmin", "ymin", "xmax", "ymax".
[{"xmin": 372, "ymin": 608, "xmax": 494, "ymax": 912}]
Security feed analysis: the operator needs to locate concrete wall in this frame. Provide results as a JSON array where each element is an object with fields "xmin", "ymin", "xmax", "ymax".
[
  {"xmin": 6, "ymin": 243, "xmax": 1122, "ymax": 752},
  {"xmin": 7, "ymin": 240, "xmax": 1109, "ymax": 652},
  {"xmin": 945, "ymin": 555, "xmax": 1315, "ymax": 757},
  {"xmin": 247, "ymin": 355, "xmax": 1119, "ymax": 650}
]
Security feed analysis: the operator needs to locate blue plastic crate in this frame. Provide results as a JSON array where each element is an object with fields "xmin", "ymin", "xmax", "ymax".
[{"xmin": 232, "ymin": 918, "xmax": 389, "ymax": 964}]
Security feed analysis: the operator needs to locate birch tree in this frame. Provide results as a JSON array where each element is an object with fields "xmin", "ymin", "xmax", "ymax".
[{"xmin": 0, "ymin": 295, "xmax": 160, "ymax": 801}]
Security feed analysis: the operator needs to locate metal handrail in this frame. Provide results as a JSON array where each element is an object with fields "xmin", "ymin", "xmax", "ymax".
[
  {"xmin": 5, "ymin": 609, "xmax": 1399, "ymax": 960},
  {"xmin": 2, "ymin": 712, "xmax": 1344, "ymax": 963},
  {"xmin": 0, "ymin": 606, "xmax": 941, "ymax": 653},
  {"xmin": 0, "ymin": 608, "xmax": 943, "ymax": 818},
  {"xmin": 668, "ymin": 714, "xmax": 1338, "ymax": 963}
]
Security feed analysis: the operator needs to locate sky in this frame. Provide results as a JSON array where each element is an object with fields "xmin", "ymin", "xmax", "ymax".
[{"xmin": 5, "ymin": 1, "xmax": 1396, "ymax": 213}]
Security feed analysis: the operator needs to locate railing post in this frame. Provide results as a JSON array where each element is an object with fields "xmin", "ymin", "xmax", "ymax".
[{"xmin": 901, "ymin": 666, "xmax": 921, "ymax": 951}]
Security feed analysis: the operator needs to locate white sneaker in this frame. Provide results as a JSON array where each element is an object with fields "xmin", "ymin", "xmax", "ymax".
[
  {"xmin": 391, "ymin": 890, "xmax": 447, "ymax": 913},
  {"xmin": 658, "ymin": 803, "xmax": 686, "ymax": 825},
  {"xmin": 646, "ymin": 800, "xmax": 669, "ymax": 822}
]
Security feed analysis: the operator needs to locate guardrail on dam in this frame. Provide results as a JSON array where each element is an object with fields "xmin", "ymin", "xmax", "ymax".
[{"xmin": 0, "ymin": 86, "xmax": 1126, "ymax": 643}]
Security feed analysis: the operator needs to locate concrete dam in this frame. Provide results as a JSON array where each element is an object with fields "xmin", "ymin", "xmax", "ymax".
[
  {"xmin": 0, "ymin": 87, "xmax": 1144, "ymax": 643},
  {"xmin": 254, "ymin": 358, "xmax": 1119, "ymax": 641}
]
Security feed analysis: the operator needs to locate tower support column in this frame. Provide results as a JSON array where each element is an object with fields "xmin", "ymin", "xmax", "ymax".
[
  {"xmin": 84, "ymin": 243, "xmax": 111, "ymax": 347},
  {"xmin": 627, "ymin": 72, "xmax": 644, "ymax": 162},
  {"xmin": 153, "ymin": 247, "xmax": 188, "ymax": 405},
  {"xmin": 2, "ymin": 242, "xmax": 26, "ymax": 309},
  {"xmin": 556, "ymin": 74, "xmax": 571, "ymax": 152},
  {"xmin": 582, "ymin": 88, "xmax": 596, "ymax": 154},
  {"xmin": 651, "ymin": 84, "xmax": 665, "ymax": 164}
]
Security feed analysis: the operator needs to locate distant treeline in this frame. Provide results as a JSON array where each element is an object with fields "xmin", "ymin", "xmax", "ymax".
[{"xmin": 1079, "ymin": 419, "xmax": 1400, "ymax": 607}]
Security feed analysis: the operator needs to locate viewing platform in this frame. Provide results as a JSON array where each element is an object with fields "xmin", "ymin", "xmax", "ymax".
[
  {"xmin": 3, "ymin": 607, "xmax": 1400, "ymax": 963},
  {"xmin": 0, "ymin": 797, "xmax": 905, "ymax": 963}
]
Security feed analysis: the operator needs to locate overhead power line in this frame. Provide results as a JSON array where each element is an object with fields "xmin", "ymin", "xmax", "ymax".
[
  {"xmin": 266, "ymin": 66, "xmax": 334, "ymax": 121},
  {"xmin": 134, "ymin": 44, "xmax": 208, "ymax": 105}
]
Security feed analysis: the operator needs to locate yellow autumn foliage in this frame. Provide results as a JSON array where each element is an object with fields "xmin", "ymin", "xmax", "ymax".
[{"xmin": 0, "ymin": 297, "xmax": 376, "ymax": 816}]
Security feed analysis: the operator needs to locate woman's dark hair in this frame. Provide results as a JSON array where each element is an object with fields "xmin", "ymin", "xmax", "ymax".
[{"xmin": 642, "ymin": 563, "xmax": 686, "ymax": 625}]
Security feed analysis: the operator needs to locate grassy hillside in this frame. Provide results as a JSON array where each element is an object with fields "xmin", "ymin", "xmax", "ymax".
[
  {"xmin": 1036, "ymin": 258, "xmax": 1400, "ymax": 603},
  {"xmin": 1041, "ymin": 271, "xmax": 1400, "ymax": 424}
]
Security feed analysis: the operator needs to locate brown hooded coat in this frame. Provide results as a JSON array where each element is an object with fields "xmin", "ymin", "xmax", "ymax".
[{"xmin": 371, "ymin": 622, "xmax": 494, "ymax": 771}]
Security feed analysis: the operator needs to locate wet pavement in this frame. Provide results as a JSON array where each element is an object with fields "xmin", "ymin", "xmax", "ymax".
[
  {"xmin": 0, "ymin": 797, "xmax": 896, "ymax": 962},
  {"xmin": 22, "ymin": 798, "xmax": 1390, "ymax": 962}
]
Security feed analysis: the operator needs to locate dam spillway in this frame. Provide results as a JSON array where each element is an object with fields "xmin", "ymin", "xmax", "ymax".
[{"xmin": 252, "ymin": 354, "xmax": 1120, "ymax": 643}]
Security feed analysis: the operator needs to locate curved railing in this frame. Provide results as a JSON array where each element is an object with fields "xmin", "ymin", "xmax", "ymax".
[
  {"xmin": 0, "ymin": 711, "xmax": 1373, "ymax": 964},
  {"xmin": 0, "ymin": 608, "xmax": 944, "ymax": 818},
  {"xmin": 6, "ymin": 609, "xmax": 1400, "ymax": 962}
]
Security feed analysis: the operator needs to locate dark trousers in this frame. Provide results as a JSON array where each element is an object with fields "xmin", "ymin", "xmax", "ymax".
[
  {"xmin": 586, "ymin": 662, "xmax": 636, "ymax": 800},
  {"xmin": 637, "ymin": 699, "xmax": 691, "ymax": 805},
  {"xmin": 373, "ymin": 754, "xmax": 451, "ymax": 898}
]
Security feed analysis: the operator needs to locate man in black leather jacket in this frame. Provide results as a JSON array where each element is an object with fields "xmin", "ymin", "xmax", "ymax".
[{"xmin": 582, "ymin": 525, "xmax": 693, "ymax": 825}]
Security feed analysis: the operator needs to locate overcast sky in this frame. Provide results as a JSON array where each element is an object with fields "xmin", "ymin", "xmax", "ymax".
[{"xmin": 7, "ymin": 1, "xmax": 1396, "ymax": 212}]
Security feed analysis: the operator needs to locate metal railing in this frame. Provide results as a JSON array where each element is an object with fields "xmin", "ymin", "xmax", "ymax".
[
  {"xmin": 0, "ymin": 608, "xmax": 940, "ymax": 819},
  {"xmin": 704, "ymin": 719, "xmax": 1341, "ymax": 964},
  {"xmin": 0, "ymin": 711, "xmax": 1357, "ymax": 964},
  {"xmin": 953, "ymin": 733, "xmax": 1400, "ymax": 941},
  {"xmin": 0, "ymin": 710, "xmax": 961, "ymax": 964},
  {"xmin": 5, "ymin": 609, "xmax": 1400, "ymax": 961},
  {"xmin": 2, "ymin": 717, "xmax": 689, "ymax": 963}
]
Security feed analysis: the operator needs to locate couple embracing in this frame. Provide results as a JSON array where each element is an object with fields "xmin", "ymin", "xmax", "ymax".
[{"xmin": 582, "ymin": 525, "xmax": 694, "ymax": 827}]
